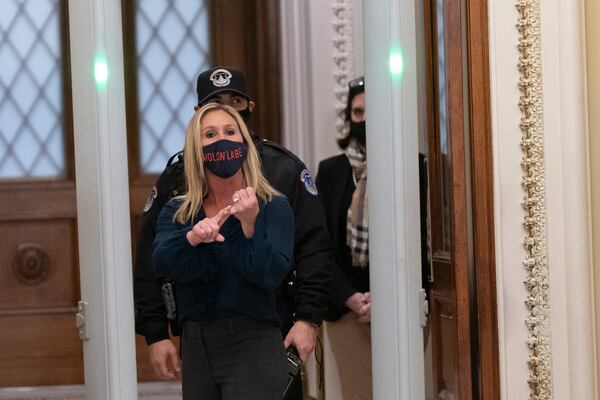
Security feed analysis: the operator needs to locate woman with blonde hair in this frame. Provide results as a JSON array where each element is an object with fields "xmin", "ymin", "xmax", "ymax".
[{"xmin": 152, "ymin": 103, "xmax": 294, "ymax": 399}]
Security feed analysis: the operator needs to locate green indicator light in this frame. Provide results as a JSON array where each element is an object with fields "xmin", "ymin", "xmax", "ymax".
[
  {"xmin": 94, "ymin": 57, "xmax": 108, "ymax": 86},
  {"xmin": 389, "ymin": 51, "xmax": 404, "ymax": 77}
]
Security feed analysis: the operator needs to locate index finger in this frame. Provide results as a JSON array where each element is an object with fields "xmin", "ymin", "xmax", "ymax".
[{"xmin": 213, "ymin": 205, "xmax": 231, "ymax": 226}]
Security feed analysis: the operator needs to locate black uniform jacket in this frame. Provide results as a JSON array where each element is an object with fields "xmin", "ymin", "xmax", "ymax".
[
  {"xmin": 316, "ymin": 154, "xmax": 369, "ymax": 321},
  {"xmin": 134, "ymin": 136, "xmax": 334, "ymax": 345}
]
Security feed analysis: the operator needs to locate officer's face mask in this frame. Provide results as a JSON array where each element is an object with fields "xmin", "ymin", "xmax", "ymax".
[
  {"xmin": 238, "ymin": 107, "xmax": 252, "ymax": 123},
  {"xmin": 202, "ymin": 139, "xmax": 248, "ymax": 178},
  {"xmin": 350, "ymin": 121, "xmax": 366, "ymax": 145}
]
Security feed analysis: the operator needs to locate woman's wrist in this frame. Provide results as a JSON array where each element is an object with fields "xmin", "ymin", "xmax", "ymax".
[
  {"xmin": 240, "ymin": 214, "xmax": 258, "ymax": 238},
  {"xmin": 241, "ymin": 224, "xmax": 255, "ymax": 238}
]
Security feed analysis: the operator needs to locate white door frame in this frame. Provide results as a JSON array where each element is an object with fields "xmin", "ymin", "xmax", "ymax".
[
  {"xmin": 69, "ymin": 0, "xmax": 138, "ymax": 398},
  {"xmin": 364, "ymin": 0, "xmax": 426, "ymax": 398}
]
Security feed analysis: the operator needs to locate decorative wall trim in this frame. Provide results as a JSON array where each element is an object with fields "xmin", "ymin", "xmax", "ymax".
[
  {"xmin": 515, "ymin": 1, "xmax": 553, "ymax": 398},
  {"xmin": 331, "ymin": 0, "xmax": 354, "ymax": 139}
]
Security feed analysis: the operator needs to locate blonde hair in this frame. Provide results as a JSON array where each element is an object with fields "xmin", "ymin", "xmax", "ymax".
[{"xmin": 174, "ymin": 103, "xmax": 280, "ymax": 224}]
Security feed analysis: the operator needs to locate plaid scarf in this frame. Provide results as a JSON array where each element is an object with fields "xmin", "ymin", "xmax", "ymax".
[{"xmin": 345, "ymin": 139, "xmax": 369, "ymax": 267}]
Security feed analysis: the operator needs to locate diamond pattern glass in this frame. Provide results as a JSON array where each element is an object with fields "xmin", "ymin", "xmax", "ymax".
[
  {"xmin": 0, "ymin": 0, "xmax": 64, "ymax": 178},
  {"xmin": 136, "ymin": 0, "xmax": 210, "ymax": 173}
]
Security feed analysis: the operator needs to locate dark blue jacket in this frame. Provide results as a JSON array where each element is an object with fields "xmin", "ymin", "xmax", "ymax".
[{"xmin": 152, "ymin": 195, "xmax": 294, "ymax": 325}]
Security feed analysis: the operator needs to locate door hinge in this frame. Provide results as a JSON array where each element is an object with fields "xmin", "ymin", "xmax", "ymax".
[
  {"xmin": 76, "ymin": 300, "xmax": 89, "ymax": 341},
  {"xmin": 419, "ymin": 289, "xmax": 429, "ymax": 327}
]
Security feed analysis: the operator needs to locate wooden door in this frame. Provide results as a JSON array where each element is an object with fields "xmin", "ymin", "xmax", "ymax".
[
  {"xmin": 121, "ymin": 0, "xmax": 282, "ymax": 381},
  {"xmin": 0, "ymin": 0, "xmax": 83, "ymax": 387},
  {"xmin": 423, "ymin": 0, "xmax": 500, "ymax": 398},
  {"xmin": 423, "ymin": 0, "xmax": 473, "ymax": 398}
]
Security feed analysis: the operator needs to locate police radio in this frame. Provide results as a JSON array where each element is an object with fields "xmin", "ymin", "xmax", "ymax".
[
  {"xmin": 161, "ymin": 280, "xmax": 177, "ymax": 321},
  {"xmin": 283, "ymin": 346, "xmax": 302, "ymax": 399}
]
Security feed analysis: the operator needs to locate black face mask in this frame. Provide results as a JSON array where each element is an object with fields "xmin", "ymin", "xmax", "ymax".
[
  {"xmin": 350, "ymin": 121, "xmax": 366, "ymax": 145},
  {"xmin": 238, "ymin": 107, "xmax": 252, "ymax": 122}
]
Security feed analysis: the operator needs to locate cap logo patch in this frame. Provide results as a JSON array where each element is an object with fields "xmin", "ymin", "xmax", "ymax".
[
  {"xmin": 300, "ymin": 169, "xmax": 318, "ymax": 196},
  {"xmin": 210, "ymin": 68, "xmax": 232, "ymax": 87}
]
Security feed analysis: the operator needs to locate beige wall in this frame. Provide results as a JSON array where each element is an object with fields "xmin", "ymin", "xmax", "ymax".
[{"xmin": 586, "ymin": 0, "xmax": 600, "ymax": 390}]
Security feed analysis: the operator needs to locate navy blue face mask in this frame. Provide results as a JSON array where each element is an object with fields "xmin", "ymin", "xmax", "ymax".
[{"xmin": 202, "ymin": 139, "xmax": 248, "ymax": 178}]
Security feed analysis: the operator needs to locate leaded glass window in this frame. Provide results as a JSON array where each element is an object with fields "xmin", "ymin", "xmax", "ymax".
[
  {"xmin": 0, "ymin": 0, "xmax": 65, "ymax": 179},
  {"xmin": 136, "ymin": 0, "xmax": 211, "ymax": 173}
]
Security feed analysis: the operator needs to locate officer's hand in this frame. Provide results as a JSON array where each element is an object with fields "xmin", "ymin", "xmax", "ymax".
[
  {"xmin": 230, "ymin": 187, "xmax": 259, "ymax": 238},
  {"xmin": 148, "ymin": 339, "xmax": 181, "ymax": 380},
  {"xmin": 284, "ymin": 320, "xmax": 317, "ymax": 363},
  {"xmin": 186, "ymin": 205, "xmax": 231, "ymax": 246}
]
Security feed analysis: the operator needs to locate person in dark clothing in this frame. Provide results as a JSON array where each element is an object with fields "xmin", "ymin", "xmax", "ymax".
[
  {"xmin": 134, "ymin": 67, "xmax": 332, "ymax": 398},
  {"xmin": 153, "ymin": 103, "xmax": 293, "ymax": 399},
  {"xmin": 316, "ymin": 76, "xmax": 373, "ymax": 400}
]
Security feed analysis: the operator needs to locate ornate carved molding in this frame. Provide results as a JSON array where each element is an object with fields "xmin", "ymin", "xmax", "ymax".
[
  {"xmin": 516, "ymin": 1, "xmax": 553, "ymax": 398},
  {"xmin": 12, "ymin": 242, "xmax": 51, "ymax": 286},
  {"xmin": 331, "ymin": 0, "xmax": 354, "ymax": 139}
]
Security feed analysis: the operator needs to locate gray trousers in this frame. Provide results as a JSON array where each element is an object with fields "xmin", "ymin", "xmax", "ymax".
[{"xmin": 181, "ymin": 316, "xmax": 288, "ymax": 400}]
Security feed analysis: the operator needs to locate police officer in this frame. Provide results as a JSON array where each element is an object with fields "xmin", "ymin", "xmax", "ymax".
[{"xmin": 134, "ymin": 66, "xmax": 333, "ymax": 398}]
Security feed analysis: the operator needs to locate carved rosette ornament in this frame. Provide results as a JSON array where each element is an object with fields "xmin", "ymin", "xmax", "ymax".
[
  {"xmin": 516, "ymin": 0, "xmax": 553, "ymax": 399},
  {"xmin": 13, "ymin": 242, "xmax": 51, "ymax": 286},
  {"xmin": 332, "ymin": 0, "xmax": 355, "ymax": 139}
]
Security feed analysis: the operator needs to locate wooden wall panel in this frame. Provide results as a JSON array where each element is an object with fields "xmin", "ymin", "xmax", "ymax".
[
  {"xmin": 0, "ymin": 314, "xmax": 83, "ymax": 387},
  {"xmin": 0, "ymin": 220, "xmax": 77, "ymax": 310}
]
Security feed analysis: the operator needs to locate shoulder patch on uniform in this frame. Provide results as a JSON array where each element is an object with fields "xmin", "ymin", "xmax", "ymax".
[
  {"xmin": 300, "ymin": 169, "xmax": 318, "ymax": 196},
  {"xmin": 143, "ymin": 186, "xmax": 158, "ymax": 214}
]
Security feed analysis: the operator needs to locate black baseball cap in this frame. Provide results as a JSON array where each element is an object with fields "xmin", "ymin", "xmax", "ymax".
[{"xmin": 196, "ymin": 66, "xmax": 250, "ymax": 106}]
